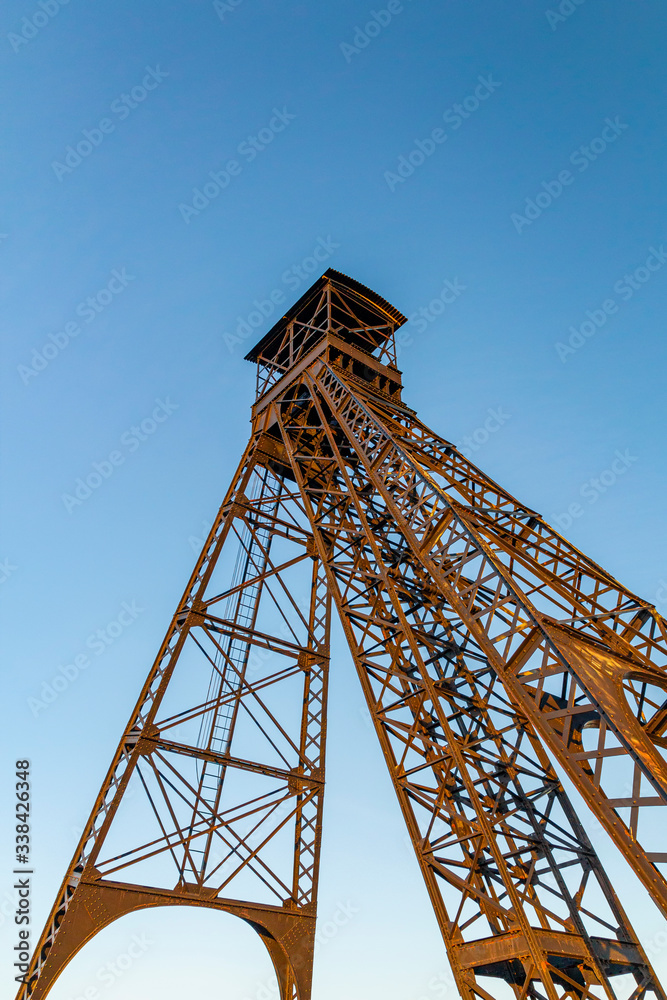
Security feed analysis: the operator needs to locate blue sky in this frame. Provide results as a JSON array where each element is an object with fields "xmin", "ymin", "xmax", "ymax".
[{"xmin": 1, "ymin": 1, "xmax": 667, "ymax": 998}]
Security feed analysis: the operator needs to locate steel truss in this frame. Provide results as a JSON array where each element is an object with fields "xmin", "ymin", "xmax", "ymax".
[{"xmin": 19, "ymin": 270, "xmax": 667, "ymax": 1000}]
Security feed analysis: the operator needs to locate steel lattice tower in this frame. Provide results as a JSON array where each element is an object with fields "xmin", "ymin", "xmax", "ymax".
[{"xmin": 20, "ymin": 270, "xmax": 667, "ymax": 1000}]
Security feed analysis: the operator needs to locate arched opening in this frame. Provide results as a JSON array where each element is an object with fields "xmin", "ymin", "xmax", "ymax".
[{"xmin": 45, "ymin": 904, "xmax": 281, "ymax": 1000}]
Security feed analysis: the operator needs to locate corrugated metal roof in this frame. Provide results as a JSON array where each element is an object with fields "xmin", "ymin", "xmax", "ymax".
[{"xmin": 243, "ymin": 268, "xmax": 407, "ymax": 362}]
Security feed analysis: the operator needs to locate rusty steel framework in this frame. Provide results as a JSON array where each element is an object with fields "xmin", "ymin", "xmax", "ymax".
[{"xmin": 19, "ymin": 269, "xmax": 667, "ymax": 1000}]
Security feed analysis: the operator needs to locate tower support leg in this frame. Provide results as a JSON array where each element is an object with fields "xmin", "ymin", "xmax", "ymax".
[{"xmin": 22, "ymin": 880, "xmax": 315, "ymax": 1000}]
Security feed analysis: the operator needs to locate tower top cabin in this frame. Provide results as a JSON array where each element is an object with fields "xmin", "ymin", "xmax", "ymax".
[{"xmin": 245, "ymin": 268, "xmax": 407, "ymax": 406}]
